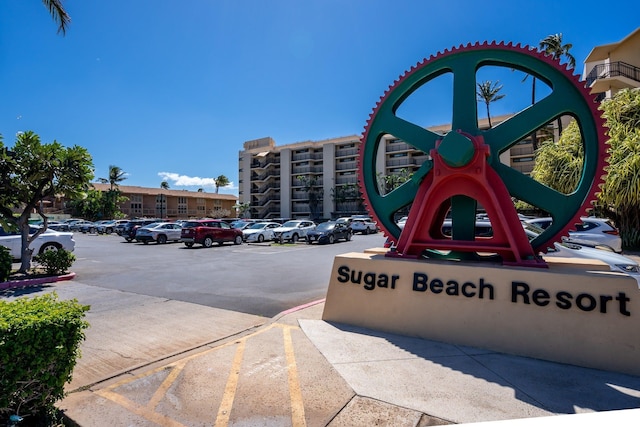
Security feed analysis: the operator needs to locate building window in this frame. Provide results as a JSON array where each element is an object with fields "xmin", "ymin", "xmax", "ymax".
[{"xmin": 513, "ymin": 157, "xmax": 534, "ymax": 163}]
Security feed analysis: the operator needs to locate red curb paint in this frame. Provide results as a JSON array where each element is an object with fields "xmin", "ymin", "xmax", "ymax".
[{"xmin": 0, "ymin": 272, "xmax": 76, "ymax": 291}]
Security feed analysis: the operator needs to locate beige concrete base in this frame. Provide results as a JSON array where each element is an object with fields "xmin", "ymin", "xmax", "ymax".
[{"xmin": 322, "ymin": 251, "xmax": 640, "ymax": 376}]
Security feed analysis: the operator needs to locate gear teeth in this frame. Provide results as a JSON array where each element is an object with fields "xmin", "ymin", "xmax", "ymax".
[{"xmin": 358, "ymin": 41, "xmax": 608, "ymax": 247}]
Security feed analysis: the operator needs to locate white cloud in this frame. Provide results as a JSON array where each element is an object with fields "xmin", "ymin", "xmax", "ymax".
[{"xmin": 157, "ymin": 172, "xmax": 237, "ymax": 191}]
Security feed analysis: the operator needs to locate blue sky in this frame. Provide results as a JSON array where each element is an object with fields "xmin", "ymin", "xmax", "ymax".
[{"xmin": 0, "ymin": 1, "xmax": 638, "ymax": 195}]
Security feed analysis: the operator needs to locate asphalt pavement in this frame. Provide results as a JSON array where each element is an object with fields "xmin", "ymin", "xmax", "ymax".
[{"xmin": 3, "ymin": 276, "xmax": 640, "ymax": 426}]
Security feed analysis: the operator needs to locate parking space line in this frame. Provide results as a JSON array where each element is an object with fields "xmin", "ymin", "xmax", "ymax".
[
  {"xmin": 96, "ymin": 389, "xmax": 188, "ymax": 427},
  {"xmin": 283, "ymin": 326, "xmax": 306, "ymax": 427},
  {"xmin": 215, "ymin": 339, "xmax": 246, "ymax": 427}
]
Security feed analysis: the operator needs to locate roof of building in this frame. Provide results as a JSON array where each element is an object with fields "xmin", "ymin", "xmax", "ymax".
[
  {"xmin": 92, "ymin": 183, "xmax": 238, "ymax": 201},
  {"xmin": 584, "ymin": 27, "xmax": 640, "ymax": 62}
]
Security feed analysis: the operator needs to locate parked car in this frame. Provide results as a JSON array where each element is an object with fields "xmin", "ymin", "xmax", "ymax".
[
  {"xmin": 180, "ymin": 219, "xmax": 243, "ymax": 248},
  {"xmin": 525, "ymin": 217, "xmax": 622, "ymax": 253},
  {"xmin": 350, "ymin": 217, "xmax": 378, "ymax": 235},
  {"xmin": 272, "ymin": 220, "xmax": 316, "ymax": 243},
  {"xmin": 386, "ymin": 219, "xmax": 639, "ymax": 284},
  {"xmin": 135, "ymin": 222, "xmax": 183, "ymax": 244},
  {"xmin": 121, "ymin": 219, "xmax": 159, "ymax": 242},
  {"xmin": 242, "ymin": 222, "xmax": 280, "ymax": 243},
  {"xmin": 97, "ymin": 219, "xmax": 128, "ymax": 234},
  {"xmin": 306, "ymin": 221, "xmax": 352, "ymax": 244},
  {"xmin": 0, "ymin": 225, "xmax": 75, "ymax": 260},
  {"xmin": 69, "ymin": 220, "xmax": 95, "ymax": 232},
  {"xmin": 230, "ymin": 220, "xmax": 256, "ymax": 230}
]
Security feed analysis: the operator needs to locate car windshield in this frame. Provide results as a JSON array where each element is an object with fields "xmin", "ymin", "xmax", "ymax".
[
  {"xmin": 248, "ymin": 223, "xmax": 267, "ymax": 230},
  {"xmin": 316, "ymin": 222, "xmax": 335, "ymax": 231},
  {"xmin": 281, "ymin": 221, "xmax": 300, "ymax": 228}
]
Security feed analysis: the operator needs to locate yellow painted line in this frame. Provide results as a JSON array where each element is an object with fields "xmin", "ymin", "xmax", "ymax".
[
  {"xmin": 214, "ymin": 339, "xmax": 246, "ymax": 426},
  {"xmin": 148, "ymin": 360, "xmax": 187, "ymax": 410},
  {"xmin": 283, "ymin": 326, "xmax": 306, "ymax": 427},
  {"xmin": 97, "ymin": 389, "xmax": 187, "ymax": 427}
]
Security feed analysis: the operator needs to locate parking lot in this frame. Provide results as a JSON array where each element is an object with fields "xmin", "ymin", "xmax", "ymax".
[{"xmin": 69, "ymin": 231, "xmax": 387, "ymax": 317}]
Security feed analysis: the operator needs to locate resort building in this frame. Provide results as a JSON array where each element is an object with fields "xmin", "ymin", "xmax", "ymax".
[
  {"xmin": 91, "ymin": 184, "xmax": 238, "ymax": 220},
  {"xmin": 584, "ymin": 27, "xmax": 640, "ymax": 101}
]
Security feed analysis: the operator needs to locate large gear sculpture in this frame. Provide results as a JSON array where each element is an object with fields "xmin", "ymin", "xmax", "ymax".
[{"xmin": 358, "ymin": 42, "xmax": 607, "ymax": 266}]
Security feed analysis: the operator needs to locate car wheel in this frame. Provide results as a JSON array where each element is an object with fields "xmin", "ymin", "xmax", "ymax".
[
  {"xmin": 329, "ymin": 235, "xmax": 335, "ymax": 244},
  {"xmin": 346, "ymin": 232, "xmax": 352, "ymax": 241},
  {"xmin": 363, "ymin": 228, "xmax": 369, "ymax": 235},
  {"xmin": 234, "ymin": 235, "xmax": 243, "ymax": 245},
  {"xmin": 39, "ymin": 243, "xmax": 60, "ymax": 254},
  {"xmin": 106, "ymin": 228, "xmax": 113, "ymax": 234},
  {"xmin": 126, "ymin": 238, "xmax": 133, "ymax": 242},
  {"xmin": 184, "ymin": 242, "xmax": 194, "ymax": 248},
  {"xmin": 306, "ymin": 237, "xmax": 312, "ymax": 244},
  {"xmin": 257, "ymin": 234, "xmax": 264, "ymax": 243},
  {"xmin": 203, "ymin": 237, "xmax": 214, "ymax": 248},
  {"xmin": 157, "ymin": 235, "xmax": 167, "ymax": 244},
  {"xmin": 90, "ymin": 227, "xmax": 96, "ymax": 233},
  {"xmin": 143, "ymin": 240, "xmax": 149, "ymax": 245},
  {"xmin": 291, "ymin": 233, "xmax": 299, "ymax": 243}
]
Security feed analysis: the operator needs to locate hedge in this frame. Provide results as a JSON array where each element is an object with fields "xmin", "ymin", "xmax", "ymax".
[{"xmin": 0, "ymin": 293, "xmax": 90, "ymax": 424}]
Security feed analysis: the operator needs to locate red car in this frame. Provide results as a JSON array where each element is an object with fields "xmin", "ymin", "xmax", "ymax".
[{"xmin": 180, "ymin": 219, "xmax": 243, "ymax": 248}]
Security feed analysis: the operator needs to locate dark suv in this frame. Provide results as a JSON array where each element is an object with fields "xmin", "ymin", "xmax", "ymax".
[
  {"xmin": 121, "ymin": 219, "xmax": 159, "ymax": 242},
  {"xmin": 180, "ymin": 219, "xmax": 243, "ymax": 248}
]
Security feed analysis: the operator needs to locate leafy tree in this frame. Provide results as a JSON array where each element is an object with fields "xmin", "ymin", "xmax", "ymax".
[
  {"xmin": 376, "ymin": 168, "xmax": 413, "ymax": 195},
  {"xmin": 476, "ymin": 80, "xmax": 505, "ymax": 128},
  {"xmin": 234, "ymin": 201, "xmax": 251, "ymax": 218},
  {"xmin": 160, "ymin": 180, "xmax": 170, "ymax": 190},
  {"xmin": 599, "ymin": 88, "xmax": 640, "ymax": 248},
  {"xmin": 330, "ymin": 183, "xmax": 364, "ymax": 214},
  {"xmin": 532, "ymin": 88, "xmax": 640, "ymax": 249},
  {"xmin": 69, "ymin": 188, "xmax": 126, "ymax": 220},
  {"xmin": 42, "ymin": 0, "xmax": 71, "ymax": 35},
  {"xmin": 214, "ymin": 175, "xmax": 230, "ymax": 193},
  {"xmin": 0, "ymin": 131, "xmax": 93, "ymax": 272},
  {"xmin": 297, "ymin": 175, "xmax": 322, "ymax": 219}
]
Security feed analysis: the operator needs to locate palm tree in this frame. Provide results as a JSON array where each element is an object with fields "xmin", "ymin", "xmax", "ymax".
[
  {"xmin": 539, "ymin": 33, "xmax": 576, "ymax": 137},
  {"xmin": 539, "ymin": 33, "xmax": 576, "ymax": 69},
  {"xmin": 214, "ymin": 175, "xmax": 230, "ymax": 194},
  {"xmin": 42, "ymin": 0, "xmax": 72, "ymax": 35},
  {"xmin": 476, "ymin": 80, "xmax": 505, "ymax": 128},
  {"xmin": 98, "ymin": 165, "xmax": 127, "ymax": 191},
  {"xmin": 160, "ymin": 181, "xmax": 170, "ymax": 190}
]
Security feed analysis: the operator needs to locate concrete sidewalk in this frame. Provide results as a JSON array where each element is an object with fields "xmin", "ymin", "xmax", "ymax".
[{"xmin": 3, "ymin": 280, "xmax": 640, "ymax": 426}]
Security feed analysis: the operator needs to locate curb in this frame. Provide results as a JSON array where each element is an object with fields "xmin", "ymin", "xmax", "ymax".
[{"xmin": 0, "ymin": 272, "xmax": 76, "ymax": 291}]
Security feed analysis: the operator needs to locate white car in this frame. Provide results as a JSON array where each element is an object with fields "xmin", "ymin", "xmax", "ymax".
[
  {"xmin": 272, "ymin": 220, "xmax": 316, "ymax": 243},
  {"xmin": 525, "ymin": 217, "xmax": 622, "ymax": 253},
  {"xmin": 0, "ymin": 225, "xmax": 76, "ymax": 260},
  {"xmin": 134, "ymin": 222, "xmax": 183, "ymax": 244},
  {"xmin": 350, "ymin": 217, "xmax": 378, "ymax": 235},
  {"xmin": 242, "ymin": 222, "xmax": 281, "ymax": 243}
]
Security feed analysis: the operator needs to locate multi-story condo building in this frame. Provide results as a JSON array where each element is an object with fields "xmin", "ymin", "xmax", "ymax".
[
  {"xmin": 238, "ymin": 115, "xmax": 532, "ymax": 220},
  {"xmin": 584, "ymin": 27, "xmax": 640, "ymax": 101}
]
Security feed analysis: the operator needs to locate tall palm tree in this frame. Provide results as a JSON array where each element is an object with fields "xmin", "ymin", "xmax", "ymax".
[
  {"xmin": 476, "ymin": 80, "xmax": 505, "ymax": 128},
  {"xmin": 539, "ymin": 33, "xmax": 576, "ymax": 137},
  {"xmin": 42, "ymin": 0, "xmax": 72, "ymax": 35},
  {"xmin": 160, "ymin": 181, "xmax": 170, "ymax": 190},
  {"xmin": 99, "ymin": 165, "xmax": 127, "ymax": 191},
  {"xmin": 539, "ymin": 33, "xmax": 576, "ymax": 69},
  {"xmin": 214, "ymin": 175, "xmax": 230, "ymax": 194}
]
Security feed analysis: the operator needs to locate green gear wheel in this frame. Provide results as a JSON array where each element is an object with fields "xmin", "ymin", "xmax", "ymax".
[{"xmin": 359, "ymin": 42, "xmax": 607, "ymax": 253}]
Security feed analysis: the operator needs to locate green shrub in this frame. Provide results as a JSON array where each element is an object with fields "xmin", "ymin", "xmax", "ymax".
[
  {"xmin": 0, "ymin": 246, "xmax": 11, "ymax": 282},
  {"xmin": 33, "ymin": 249, "xmax": 76, "ymax": 276},
  {"xmin": 0, "ymin": 293, "xmax": 90, "ymax": 424}
]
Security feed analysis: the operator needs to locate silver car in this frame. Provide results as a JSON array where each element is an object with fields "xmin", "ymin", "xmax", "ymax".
[
  {"xmin": 135, "ymin": 222, "xmax": 183, "ymax": 244},
  {"xmin": 525, "ymin": 217, "xmax": 622, "ymax": 253}
]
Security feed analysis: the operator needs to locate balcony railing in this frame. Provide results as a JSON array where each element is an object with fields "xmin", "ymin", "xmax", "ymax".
[{"xmin": 585, "ymin": 61, "xmax": 640, "ymax": 87}]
